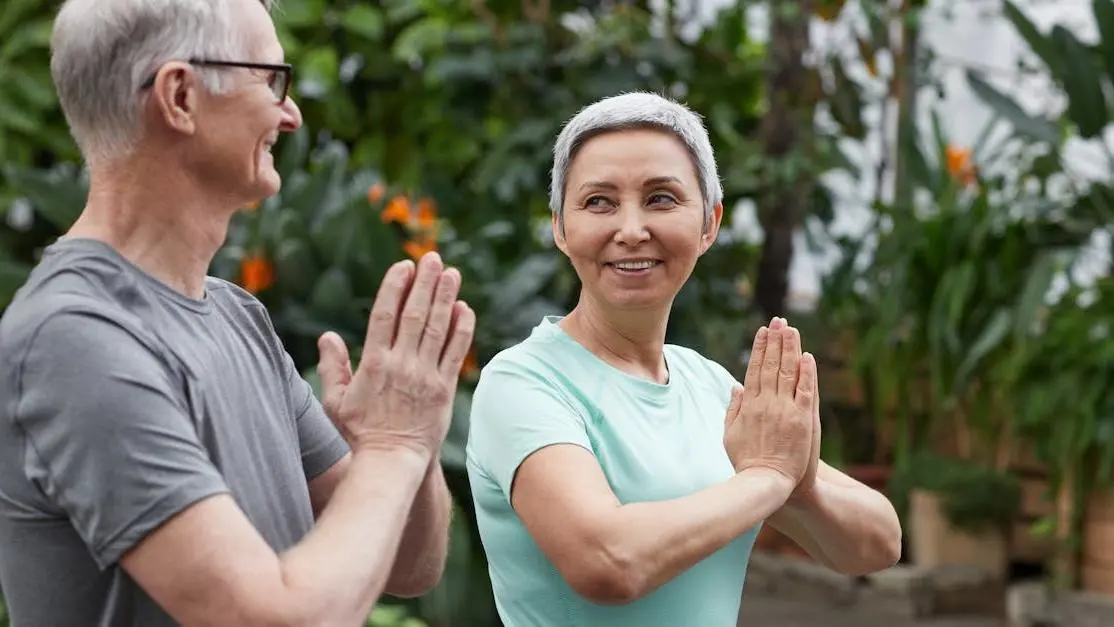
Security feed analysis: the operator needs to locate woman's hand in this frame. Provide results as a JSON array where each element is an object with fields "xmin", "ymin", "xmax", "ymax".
[{"xmin": 723, "ymin": 318, "xmax": 816, "ymax": 493}]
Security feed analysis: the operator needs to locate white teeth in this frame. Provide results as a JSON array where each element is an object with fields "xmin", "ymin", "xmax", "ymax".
[{"xmin": 613, "ymin": 260, "xmax": 657, "ymax": 270}]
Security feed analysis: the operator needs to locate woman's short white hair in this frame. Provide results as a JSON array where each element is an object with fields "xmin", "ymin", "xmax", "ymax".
[
  {"xmin": 50, "ymin": 0, "xmax": 274, "ymax": 163},
  {"xmin": 548, "ymin": 92, "xmax": 724, "ymax": 221}
]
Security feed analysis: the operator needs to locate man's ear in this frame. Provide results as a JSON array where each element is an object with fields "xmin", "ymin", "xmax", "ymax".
[
  {"xmin": 698, "ymin": 201, "xmax": 724, "ymax": 255},
  {"xmin": 150, "ymin": 62, "xmax": 202, "ymax": 137}
]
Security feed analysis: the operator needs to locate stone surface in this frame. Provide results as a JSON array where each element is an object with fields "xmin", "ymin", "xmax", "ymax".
[
  {"xmin": 1043, "ymin": 589, "xmax": 1114, "ymax": 627},
  {"xmin": 929, "ymin": 564, "xmax": 1005, "ymax": 616},
  {"xmin": 1004, "ymin": 581, "xmax": 1050, "ymax": 627},
  {"xmin": 738, "ymin": 595, "xmax": 1004, "ymax": 627},
  {"xmin": 748, "ymin": 552, "xmax": 1003, "ymax": 619}
]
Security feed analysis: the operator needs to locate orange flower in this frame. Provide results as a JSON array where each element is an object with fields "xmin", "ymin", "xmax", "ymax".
[
  {"xmin": 460, "ymin": 346, "xmax": 479, "ymax": 377},
  {"xmin": 402, "ymin": 236, "xmax": 437, "ymax": 260},
  {"xmin": 368, "ymin": 182, "xmax": 385, "ymax": 204},
  {"xmin": 381, "ymin": 195, "xmax": 410, "ymax": 225},
  {"xmin": 244, "ymin": 198, "xmax": 261, "ymax": 211},
  {"xmin": 416, "ymin": 198, "xmax": 437, "ymax": 226},
  {"xmin": 239, "ymin": 254, "xmax": 274, "ymax": 294},
  {"xmin": 815, "ymin": 0, "xmax": 846, "ymax": 22},
  {"xmin": 945, "ymin": 145, "xmax": 977, "ymax": 186}
]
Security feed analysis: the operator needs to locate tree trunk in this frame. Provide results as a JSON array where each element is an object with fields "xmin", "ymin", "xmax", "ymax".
[{"xmin": 755, "ymin": 0, "xmax": 813, "ymax": 320}]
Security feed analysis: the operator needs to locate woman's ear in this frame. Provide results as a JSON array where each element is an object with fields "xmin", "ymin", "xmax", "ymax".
[
  {"xmin": 552, "ymin": 210, "xmax": 569, "ymax": 256},
  {"xmin": 698, "ymin": 202, "xmax": 724, "ymax": 255}
]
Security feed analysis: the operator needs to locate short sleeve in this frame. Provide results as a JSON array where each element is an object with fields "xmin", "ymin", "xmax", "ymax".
[
  {"xmin": 281, "ymin": 350, "xmax": 350, "ymax": 480},
  {"xmin": 703, "ymin": 357, "xmax": 742, "ymax": 405},
  {"xmin": 466, "ymin": 361, "xmax": 593, "ymax": 503},
  {"xmin": 13, "ymin": 310, "xmax": 230, "ymax": 569}
]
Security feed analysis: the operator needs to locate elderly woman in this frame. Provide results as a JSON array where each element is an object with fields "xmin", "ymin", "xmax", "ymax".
[{"xmin": 465, "ymin": 92, "xmax": 901, "ymax": 626}]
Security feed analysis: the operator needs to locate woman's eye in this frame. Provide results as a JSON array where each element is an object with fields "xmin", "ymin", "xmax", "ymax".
[
  {"xmin": 648, "ymin": 193, "xmax": 676, "ymax": 206},
  {"xmin": 584, "ymin": 196, "xmax": 612, "ymax": 209}
]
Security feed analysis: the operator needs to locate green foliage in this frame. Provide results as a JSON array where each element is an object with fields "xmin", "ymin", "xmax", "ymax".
[
  {"xmin": 1011, "ymin": 277, "xmax": 1114, "ymax": 495},
  {"xmin": 821, "ymin": 108, "xmax": 1101, "ymax": 467},
  {"xmin": 0, "ymin": 0, "xmax": 80, "ymax": 193},
  {"xmin": 890, "ymin": 451, "xmax": 1022, "ymax": 533},
  {"xmin": 972, "ymin": 0, "xmax": 1114, "ymax": 142},
  {"xmin": 367, "ymin": 603, "xmax": 427, "ymax": 627}
]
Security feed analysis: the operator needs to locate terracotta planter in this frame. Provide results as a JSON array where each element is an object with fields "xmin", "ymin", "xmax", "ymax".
[
  {"xmin": 909, "ymin": 489, "xmax": 1008, "ymax": 580},
  {"xmin": 1082, "ymin": 489, "xmax": 1114, "ymax": 595},
  {"xmin": 846, "ymin": 464, "xmax": 891, "ymax": 494}
]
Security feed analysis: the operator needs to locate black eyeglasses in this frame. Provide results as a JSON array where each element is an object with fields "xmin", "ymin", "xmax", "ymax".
[{"xmin": 140, "ymin": 58, "xmax": 293, "ymax": 102}]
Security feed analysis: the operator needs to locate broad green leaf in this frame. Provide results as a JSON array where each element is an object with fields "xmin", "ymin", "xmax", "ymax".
[
  {"xmin": 0, "ymin": 0, "xmax": 40, "ymax": 36},
  {"xmin": 2, "ymin": 164, "xmax": 86, "ymax": 231},
  {"xmin": 276, "ymin": 126, "xmax": 310, "ymax": 185},
  {"xmin": 965, "ymin": 70, "xmax": 1059, "ymax": 144},
  {"xmin": 955, "ymin": 309, "xmax": 1012, "ymax": 389},
  {"xmin": 298, "ymin": 46, "xmax": 339, "ymax": 96},
  {"xmin": 1002, "ymin": 0, "xmax": 1060, "ymax": 74},
  {"xmin": 0, "ymin": 91, "xmax": 39, "ymax": 134},
  {"xmin": 826, "ymin": 57, "xmax": 866, "ymax": 139},
  {"xmin": 0, "ymin": 259, "xmax": 32, "ymax": 307},
  {"xmin": 1094, "ymin": 0, "xmax": 1114, "ymax": 82},
  {"xmin": 392, "ymin": 17, "xmax": 451, "ymax": 65},
  {"xmin": 341, "ymin": 5, "xmax": 384, "ymax": 41},
  {"xmin": 272, "ymin": 0, "xmax": 327, "ymax": 28},
  {"xmin": 8, "ymin": 66, "xmax": 56, "ymax": 109},
  {"xmin": 1014, "ymin": 253, "xmax": 1058, "ymax": 338},
  {"xmin": 1051, "ymin": 25, "xmax": 1107, "ymax": 138}
]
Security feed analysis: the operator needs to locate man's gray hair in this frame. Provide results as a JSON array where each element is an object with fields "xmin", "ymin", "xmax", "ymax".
[
  {"xmin": 50, "ymin": 0, "xmax": 274, "ymax": 162},
  {"xmin": 548, "ymin": 92, "xmax": 724, "ymax": 221}
]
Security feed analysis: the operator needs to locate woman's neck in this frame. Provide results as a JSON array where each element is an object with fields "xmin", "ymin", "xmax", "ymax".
[{"xmin": 559, "ymin": 293, "xmax": 672, "ymax": 384}]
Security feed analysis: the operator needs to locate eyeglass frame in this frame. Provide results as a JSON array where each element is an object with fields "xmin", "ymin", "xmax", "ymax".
[{"xmin": 139, "ymin": 58, "xmax": 293, "ymax": 103}]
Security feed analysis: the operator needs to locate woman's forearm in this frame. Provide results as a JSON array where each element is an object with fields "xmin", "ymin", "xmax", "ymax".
[
  {"xmin": 589, "ymin": 468, "xmax": 792, "ymax": 603},
  {"xmin": 769, "ymin": 469, "xmax": 902, "ymax": 575}
]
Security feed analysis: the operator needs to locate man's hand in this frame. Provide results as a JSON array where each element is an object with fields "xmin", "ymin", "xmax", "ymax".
[
  {"xmin": 723, "ymin": 317, "xmax": 815, "ymax": 493},
  {"xmin": 316, "ymin": 252, "xmax": 475, "ymax": 458}
]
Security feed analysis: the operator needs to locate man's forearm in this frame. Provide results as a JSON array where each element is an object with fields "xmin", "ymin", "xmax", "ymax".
[
  {"xmin": 277, "ymin": 447, "xmax": 431, "ymax": 626},
  {"xmin": 769, "ymin": 476, "xmax": 902, "ymax": 575},
  {"xmin": 384, "ymin": 458, "xmax": 452, "ymax": 597}
]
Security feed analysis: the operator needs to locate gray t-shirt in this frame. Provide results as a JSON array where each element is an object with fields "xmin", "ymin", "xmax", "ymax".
[{"xmin": 0, "ymin": 237, "xmax": 350, "ymax": 626}]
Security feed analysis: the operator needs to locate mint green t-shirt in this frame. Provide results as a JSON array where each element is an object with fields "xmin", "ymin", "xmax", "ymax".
[{"xmin": 465, "ymin": 316, "xmax": 761, "ymax": 627}]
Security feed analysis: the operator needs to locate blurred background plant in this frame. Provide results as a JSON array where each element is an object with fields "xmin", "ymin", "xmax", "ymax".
[{"xmin": 3, "ymin": 0, "xmax": 1114, "ymax": 623}]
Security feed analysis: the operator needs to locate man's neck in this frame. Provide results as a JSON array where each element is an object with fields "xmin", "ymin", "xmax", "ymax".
[
  {"xmin": 66, "ymin": 157, "xmax": 236, "ymax": 300},
  {"xmin": 560, "ymin": 293, "xmax": 673, "ymax": 383}
]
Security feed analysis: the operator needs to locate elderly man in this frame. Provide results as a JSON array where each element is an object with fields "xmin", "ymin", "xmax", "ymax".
[{"xmin": 0, "ymin": 0, "xmax": 473, "ymax": 625}]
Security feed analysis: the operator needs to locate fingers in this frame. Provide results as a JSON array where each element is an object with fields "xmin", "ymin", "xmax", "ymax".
[
  {"xmin": 418, "ymin": 267, "xmax": 461, "ymax": 363},
  {"xmin": 741, "ymin": 327, "xmax": 768, "ymax": 398},
  {"xmin": 795, "ymin": 352, "xmax": 817, "ymax": 413},
  {"xmin": 363, "ymin": 260, "xmax": 415, "ymax": 355},
  {"xmin": 778, "ymin": 327, "xmax": 801, "ymax": 397},
  {"xmin": 394, "ymin": 252, "xmax": 444, "ymax": 353},
  {"xmin": 439, "ymin": 301, "xmax": 476, "ymax": 379},
  {"xmin": 724, "ymin": 384, "xmax": 744, "ymax": 430},
  {"xmin": 317, "ymin": 331, "xmax": 352, "ymax": 416},
  {"xmin": 760, "ymin": 324, "xmax": 784, "ymax": 393}
]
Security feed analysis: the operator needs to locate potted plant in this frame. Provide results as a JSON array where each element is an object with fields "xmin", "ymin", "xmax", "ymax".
[{"xmin": 890, "ymin": 451, "xmax": 1021, "ymax": 579}]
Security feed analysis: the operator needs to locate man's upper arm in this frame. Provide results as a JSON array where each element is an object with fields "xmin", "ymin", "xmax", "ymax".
[
  {"xmin": 14, "ymin": 309, "xmax": 230, "ymax": 567},
  {"xmin": 279, "ymin": 350, "xmax": 350, "ymax": 484},
  {"xmin": 15, "ymin": 309, "xmax": 301, "ymax": 625}
]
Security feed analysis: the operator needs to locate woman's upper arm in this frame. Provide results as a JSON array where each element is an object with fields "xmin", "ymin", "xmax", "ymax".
[{"xmin": 467, "ymin": 364, "xmax": 626, "ymax": 594}]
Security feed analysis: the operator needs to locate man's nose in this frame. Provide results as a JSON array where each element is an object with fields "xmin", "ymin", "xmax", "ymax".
[{"xmin": 279, "ymin": 96, "xmax": 303, "ymax": 131}]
